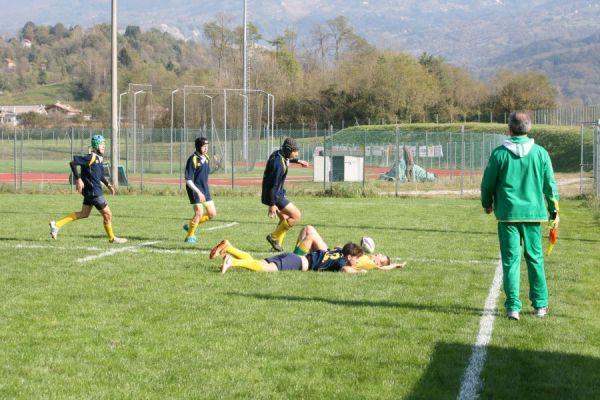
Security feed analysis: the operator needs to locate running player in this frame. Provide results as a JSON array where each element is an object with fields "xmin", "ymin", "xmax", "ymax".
[
  {"xmin": 262, "ymin": 137, "xmax": 309, "ymax": 251},
  {"xmin": 183, "ymin": 137, "xmax": 216, "ymax": 243},
  {"xmin": 49, "ymin": 135, "xmax": 127, "ymax": 243}
]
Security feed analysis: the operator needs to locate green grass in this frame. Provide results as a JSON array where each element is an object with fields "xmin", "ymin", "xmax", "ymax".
[
  {"xmin": 0, "ymin": 194, "xmax": 599, "ymax": 399},
  {"xmin": 0, "ymin": 81, "xmax": 76, "ymax": 105}
]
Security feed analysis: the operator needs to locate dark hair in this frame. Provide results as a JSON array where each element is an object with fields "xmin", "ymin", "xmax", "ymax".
[
  {"xmin": 195, "ymin": 137, "xmax": 209, "ymax": 152},
  {"xmin": 508, "ymin": 111, "xmax": 531, "ymax": 135},
  {"xmin": 281, "ymin": 137, "xmax": 299, "ymax": 158},
  {"xmin": 341, "ymin": 242, "xmax": 364, "ymax": 258},
  {"xmin": 381, "ymin": 255, "xmax": 391, "ymax": 266}
]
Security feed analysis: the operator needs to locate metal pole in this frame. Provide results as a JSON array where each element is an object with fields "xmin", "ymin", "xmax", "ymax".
[
  {"xmin": 223, "ymin": 89, "xmax": 228, "ymax": 173},
  {"xmin": 242, "ymin": 0, "xmax": 248, "ymax": 159},
  {"xmin": 580, "ymin": 124, "xmax": 584, "ymax": 195},
  {"xmin": 111, "ymin": 0, "xmax": 119, "ymax": 188},
  {"xmin": 133, "ymin": 90, "xmax": 144, "ymax": 174},
  {"xmin": 170, "ymin": 89, "xmax": 179, "ymax": 175},
  {"xmin": 13, "ymin": 128, "xmax": 17, "ymax": 190}
]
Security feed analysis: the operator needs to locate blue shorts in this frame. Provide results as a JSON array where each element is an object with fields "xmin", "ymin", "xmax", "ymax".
[
  {"xmin": 186, "ymin": 186, "xmax": 212, "ymax": 205},
  {"xmin": 264, "ymin": 253, "xmax": 302, "ymax": 271},
  {"xmin": 83, "ymin": 195, "xmax": 107, "ymax": 210},
  {"xmin": 274, "ymin": 196, "xmax": 290, "ymax": 210}
]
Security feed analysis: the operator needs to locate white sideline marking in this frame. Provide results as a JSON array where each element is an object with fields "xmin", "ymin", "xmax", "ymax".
[
  {"xmin": 204, "ymin": 222, "xmax": 238, "ymax": 231},
  {"xmin": 12, "ymin": 244, "xmax": 103, "ymax": 251},
  {"xmin": 458, "ymin": 258, "xmax": 503, "ymax": 400},
  {"xmin": 403, "ymin": 257, "xmax": 497, "ymax": 266},
  {"xmin": 76, "ymin": 241, "xmax": 160, "ymax": 263}
]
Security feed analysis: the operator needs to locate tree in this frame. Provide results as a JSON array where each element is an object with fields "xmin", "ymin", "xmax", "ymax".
[
  {"xmin": 489, "ymin": 70, "xmax": 557, "ymax": 116},
  {"xmin": 203, "ymin": 15, "xmax": 234, "ymax": 80}
]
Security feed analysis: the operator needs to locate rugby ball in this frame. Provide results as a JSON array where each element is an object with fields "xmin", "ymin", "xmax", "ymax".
[{"xmin": 360, "ymin": 236, "xmax": 375, "ymax": 254}]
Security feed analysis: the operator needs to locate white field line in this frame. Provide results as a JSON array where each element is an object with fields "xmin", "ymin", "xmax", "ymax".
[
  {"xmin": 204, "ymin": 222, "xmax": 238, "ymax": 231},
  {"xmin": 11, "ymin": 244, "xmax": 104, "ymax": 251},
  {"xmin": 406, "ymin": 257, "xmax": 497, "ymax": 266},
  {"xmin": 76, "ymin": 241, "xmax": 160, "ymax": 263},
  {"xmin": 4, "ymin": 243, "xmax": 493, "ymax": 265},
  {"xmin": 458, "ymin": 257, "xmax": 503, "ymax": 400}
]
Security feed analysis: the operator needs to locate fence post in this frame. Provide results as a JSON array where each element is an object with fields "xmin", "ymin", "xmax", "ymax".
[
  {"xmin": 13, "ymin": 127, "xmax": 17, "ymax": 191},
  {"xmin": 460, "ymin": 125, "xmax": 465, "ymax": 197},
  {"xmin": 395, "ymin": 126, "xmax": 400, "ymax": 197}
]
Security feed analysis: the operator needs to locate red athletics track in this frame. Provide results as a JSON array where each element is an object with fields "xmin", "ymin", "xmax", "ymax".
[{"xmin": 0, "ymin": 168, "xmax": 479, "ymax": 186}]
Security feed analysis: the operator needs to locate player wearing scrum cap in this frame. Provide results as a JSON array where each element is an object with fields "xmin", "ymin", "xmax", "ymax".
[
  {"xmin": 182, "ymin": 137, "xmax": 217, "ymax": 243},
  {"xmin": 261, "ymin": 137, "xmax": 309, "ymax": 251},
  {"xmin": 49, "ymin": 134, "xmax": 127, "ymax": 243}
]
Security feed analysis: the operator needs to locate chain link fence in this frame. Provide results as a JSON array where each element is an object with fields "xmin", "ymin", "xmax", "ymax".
[{"xmin": 1, "ymin": 125, "xmax": 597, "ymax": 196}]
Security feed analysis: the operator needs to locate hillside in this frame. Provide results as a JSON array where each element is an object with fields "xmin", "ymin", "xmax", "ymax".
[{"xmin": 3, "ymin": 1, "xmax": 600, "ymax": 107}]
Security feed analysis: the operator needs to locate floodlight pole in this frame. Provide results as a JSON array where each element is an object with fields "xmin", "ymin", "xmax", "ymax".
[
  {"xmin": 111, "ymin": 0, "xmax": 118, "ymax": 188},
  {"xmin": 203, "ymin": 94, "xmax": 214, "ymax": 156},
  {"xmin": 243, "ymin": 0, "xmax": 248, "ymax": 160},
  {"xmin": 170, "ymin": 88, "xmax": 180, "ymax": 174},
  {"xmin": 118, "ymin": 90, "xmax": 129, "ymax": 179},
  {"xmin": 132, "ymin": 90, "xmax": 144, "ymax": 174}
]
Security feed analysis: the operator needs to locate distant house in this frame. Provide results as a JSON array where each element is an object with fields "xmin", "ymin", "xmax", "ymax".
[
  {"xmin": 22, "ymin": 39, "xmax": 32, "ymax": 48},
  {"xmin": 45, "ymin": 102, "xmax": 82, "ymax": 118},
  {"xmin": 0, "ymin": 105, "xmax": 47, "ymax": 126}
]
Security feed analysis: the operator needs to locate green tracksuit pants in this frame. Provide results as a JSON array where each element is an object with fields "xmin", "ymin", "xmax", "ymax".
[{"xmin": 498, "ymin": 222, "xmax": 548, "ymax": 312}]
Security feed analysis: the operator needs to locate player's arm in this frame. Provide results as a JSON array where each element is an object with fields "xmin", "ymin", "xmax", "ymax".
[
  {"xmin": 101, "ymin": 176, "xmax": 115, "ymax": 195},
  {"xmin": 480, "ymin": 154, "xmax": 498, "ymax": 212},
  {"xmin": 376, "ymin": 261, "xmax": 407, "ymax": 270},
  {"xmin": 185, "ymin": 156, "xmax": 206, "ymax": 202},
  {"xmin": 542, "ymin": 153, "xmax": 560, "ymax": 224},
  {"xmin": 264, "ymin": 157, "xmax": 283, "ymax": 216},
  {"xmin": 70, "ymin": 160, "xmax": 84, "ymax": 193},
  {"xmin": 290, "ymin": 158, "xmax": 309, "ymax": 168}
]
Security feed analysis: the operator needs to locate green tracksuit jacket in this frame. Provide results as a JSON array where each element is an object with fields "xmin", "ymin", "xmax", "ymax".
[{"xmin": 481, "ymin": 135, "xmax": 559, "ymax": 221}]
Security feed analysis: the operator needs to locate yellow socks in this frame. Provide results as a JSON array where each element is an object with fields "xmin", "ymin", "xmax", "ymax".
[
  {"xmin": 231, "ymin": 259, "xmax": 266, "ymax": 272},
  {"xmin": 271, "ymin": 219, "xmax": 291, "ymax": 245},
  {"xmin": 293, "ymin": 241, "xmax": 309, "ymax": 255},
  {"xmin": 187, "ymin": 215, "xmax": 209, "ymax": 237},
  {"xmin": 186, "ymin": 221, "xmax": 199, "ymax": 238},
  {"xmin": 226, "ymin": 245, "xmax": 252, "ymax": 260},
  {"xmin": 56, "ymin": 213, "xmax": 77, "ymax": 228},
  {"xmin": 103, "ymin": 223, "xmax": 115, "ymax": 241}
]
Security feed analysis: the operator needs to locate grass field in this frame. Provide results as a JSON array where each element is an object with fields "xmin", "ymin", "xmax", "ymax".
[{"xmin": 1, "ymin": 193, "xmax": 599, "ymax": 399}]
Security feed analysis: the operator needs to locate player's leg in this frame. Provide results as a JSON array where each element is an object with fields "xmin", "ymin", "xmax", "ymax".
[
  {"xmin": 210, "ymin": 240, "xmax": 252, "ymax": 260},
  {"xmin": 221, "ymin": 256, "xmax": 275, "ymax": 273},
  {"xmin": 498, "ymin": 222, "xmax": 523, "ymax": 317},
  {"xmin": 294, "ymin": 225, "xmax": 327, "ymax": 255},
  {"xmin": 98, "ymin": 199, "xmax": 127, "ymax": 244},
  {"xmin": 522, "ymin": 222, "xmax": 548, "ymax": 314},
  {"xmin": 185, "ymin": 204, "xmax": 203, "ymax": 242},
  {"xmin": 269, "ymin": 201, "xmax": 301, "ymax": 248},
  {"xmin": 49, "ymin": 203, "xmax": 93, "ymax": 239}
]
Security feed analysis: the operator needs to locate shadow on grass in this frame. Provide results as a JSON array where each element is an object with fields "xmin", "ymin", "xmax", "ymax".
[
  {"xmin": 230, "ymin": 292, "xmax": 486, "ymax": 315},
  {"xmin": 406, "ymin": 342, "xmax": 600, "ymax": 399}
]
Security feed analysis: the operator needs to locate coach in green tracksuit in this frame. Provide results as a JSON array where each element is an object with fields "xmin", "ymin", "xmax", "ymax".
[{"xmin": 481, "ymin": 111, "xmax": 560, "ymax": 321}]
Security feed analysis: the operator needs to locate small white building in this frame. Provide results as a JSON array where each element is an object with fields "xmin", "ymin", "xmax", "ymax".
[
  {"xmin": 0, "ymin": 105, "xmax": 47, "ymax": 126},
  {"xmin": 45, "ymin": 102, "xmax": 82, "ymax": 118}
]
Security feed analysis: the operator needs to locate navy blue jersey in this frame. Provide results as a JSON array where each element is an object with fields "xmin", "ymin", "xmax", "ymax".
[
  {"xmin": 73, "ymin": 152, "xmax": 104, "ymax": 197},
  {"xmin": 306, "ymin": 249, "xmax": 348, "ymax": 272},
  {"xmin": 185, "ymin": 152, "xmax": 211, "ymax": 199},
  {"xmin": 261, "ymin": 150, "xmax": 288, "ymax": 206}
]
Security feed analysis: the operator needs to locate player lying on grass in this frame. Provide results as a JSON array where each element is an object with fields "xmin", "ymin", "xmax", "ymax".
[
  {"xmin": 291, "ymin": 225, "xmax": 407, "ymax": 270},
  {"xmin": 49, "ymin": 135, "xmax": 127, "ymax": 244},
  {"xmin": 210, "ymin": 240, "xmax": 365, "ymax": 273}
]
